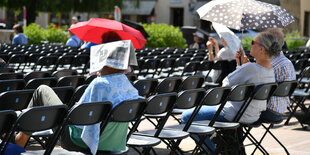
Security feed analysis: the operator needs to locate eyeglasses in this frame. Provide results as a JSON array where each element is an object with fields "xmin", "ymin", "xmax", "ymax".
[{"xmin": 251, "ymin": 40, "xmax": 264, "ymax": 47}]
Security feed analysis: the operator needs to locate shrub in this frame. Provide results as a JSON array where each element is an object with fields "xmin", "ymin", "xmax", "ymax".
[
  {"xmin": 44, "ymin": 24, "xmax": 70, "ymax": 44},
  {"xmin": 143, "ymin": 23, "xmax": 187, "ymax": 48},
  {"xmin": 241, "ymin": 36, "xmax": 254, "ymax": 51},
  {"xmin": 24, "ymin": 23, "xmax": 70, "ymax": 44},
  {"xmin": 285, "ymin": 30, "xmax": 306, "ymax": 50},
  {"xmin": 24, "ymin": 23, "xmax": 45, "ymax": 44}
]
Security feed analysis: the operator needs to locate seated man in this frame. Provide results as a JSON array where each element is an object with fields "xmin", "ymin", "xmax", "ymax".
[{"xmin": 15, "ymin": 40, "xmax": 140, "ymax": 154}]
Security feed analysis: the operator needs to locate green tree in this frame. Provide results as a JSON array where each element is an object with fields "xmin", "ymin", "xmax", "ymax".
[{"xmin": 0, "ymin": 0, "xmax": 138, "ymax": 25}]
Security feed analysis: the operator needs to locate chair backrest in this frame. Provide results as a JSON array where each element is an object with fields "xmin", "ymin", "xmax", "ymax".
[
  {"xmin": 174, "ymin": 88, "xmax": 205, "ymax": 109},
  {"xmin": 179, "ymin": 75, "xmax": 205, "ymax": 91},
  {"xmin": 155, "ymin": 77, "xmax": 182, "ymax": 94},
  {"xmin": 101, "ymin": 98, "xmax": 147, "ymax": 140},
  {"xmin": 68, "ymin": 84, "xmax": 89, "ymax": 108},
  {"xmin": 181, "ymin": 61, "xmax": 200, "ymax": 76},
  {"xmin": 0, "ymin": 79, "xmax": 25, "ymax": 93},
  {"xmin": 0, "ymin": 72, "xmax": 23, "ymax": 80},
  {"xmin": 184, "ymin": 87, "xmax": 231, "ymax": 129},
  {"xmin": 56, "ymin": 75, "xmax": 85, "ymax": 89},
  {"xmin": 6, "ymin": 105, "xmax": 68, "ymax": 155},
  {"xmin": 52, "ymin": 70, "xmax": 78, "ymax": 79},
  {"xmin": 84, "ymin": 75, "xmax": 97, "ymax": 84},
  {"xmin": 34, "ymin": 56, "xmax": 58, "ymax": 71},
  {"xmin": 0, "ymin": 68, "xmax": 15, "ymax": 73},
  {"xmin": 0, "ymin": 110, "xmax": 17, "ymax": 153},
  {"xmin": 24, "ymin": 77, "xmax": 57, "ymax": 89},
  {"xmin": 0, "ymin": 89, "xmax": 34, "ymax": 111},
  {"xmin": 52, "ymin": 86, "xmax": 74, "ymax": 105},
  {"xmin": 144, "ymin": 93, "xmax": 177, "ymax": 137},
  {"xmin": 272, "ymin": 81, "xmax": 298, "ymax": 97},
  {"xmin": 133, "ymin": 78, "xmax": 158, "ymax": 97},
  {"xmin": 24, "ymin": 71, "xmax": 51, "ymax": 82},
  {"xmin": 234, "ymin": 83, "xmax": 278, "ymax": 122}
]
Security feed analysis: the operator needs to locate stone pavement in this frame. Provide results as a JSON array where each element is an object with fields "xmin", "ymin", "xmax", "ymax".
[{"xmin": 126, "ymin": 112, "xmax": 310, "ymax": 155}]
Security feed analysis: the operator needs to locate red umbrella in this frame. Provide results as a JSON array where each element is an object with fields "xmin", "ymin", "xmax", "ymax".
[{"xmin": 69, "ymin": 18, "xmax": 147, "ymax": 49}]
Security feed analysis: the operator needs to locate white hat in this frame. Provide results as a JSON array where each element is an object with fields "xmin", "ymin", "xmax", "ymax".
[
  {"xmin": 72, "ymin": 16, "xmax": 78, "ymax": 20},
  {"xmin": 193, "ymin": 31, "xmax": 204, "ymax": 39}
]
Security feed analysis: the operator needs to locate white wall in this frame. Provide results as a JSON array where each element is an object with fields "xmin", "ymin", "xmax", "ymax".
[{"xmin": 300, "ymin": 0, "xmax": 310, "ymax": 36}]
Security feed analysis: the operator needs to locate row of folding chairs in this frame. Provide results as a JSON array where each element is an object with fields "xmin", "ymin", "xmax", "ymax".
[
  {"xmin": 1, "ymin": 54, "xmax": 89, "ymax": 73},
  {"xmin": 133, "ymin": 81, "xmax": 297, "ymax": 154}
]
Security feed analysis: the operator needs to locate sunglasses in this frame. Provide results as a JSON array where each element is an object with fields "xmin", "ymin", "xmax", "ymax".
[{"xmin": 251, "ymin": 40, "xmax": 264, "ymax": 47}]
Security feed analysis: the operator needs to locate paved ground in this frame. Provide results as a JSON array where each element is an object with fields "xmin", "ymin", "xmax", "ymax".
[{"xmin": 26, "ymin": 112, "xmax": 310, "ymax": 155}]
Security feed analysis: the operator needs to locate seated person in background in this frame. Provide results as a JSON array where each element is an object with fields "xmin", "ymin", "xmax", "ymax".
[
  {"xmin": 81, "ymin": 41, "xmax": 97, "ymax": 49},
  {"xmin": 66, "ymin": 26, "xmax": 83, "ymax": 48},
  {"xmin": 182, "ymin": 31, "xmax": 281, "ymax": 125},
  {"xmin": 15, "ymin": 40, "xmax": 140, "ymax": 154},
  {"xmin": 207, "ymin": 37, "xmax": 236, "ymax": 82},
  {"xmin": 0, "ymin": 58, "xmax": 6, "ymax": 68},
  {"xmin": 261, "ymin": 28, "xmax": 296, "ymax": 122},
  {"xmin": 12, "ymin": 24, "xmax": 28, "ymax": 45},
  {"xmin": 189, "ymin": 31, "xmax": 205, "ymax": 49}
]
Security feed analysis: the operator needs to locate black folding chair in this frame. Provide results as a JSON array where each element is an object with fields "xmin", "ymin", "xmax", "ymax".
[
  {"xmin": 0, "ymin": 72, "xmax": 23, "ymax": 80},
  {"xmin": 0, "ymin": 110, "xmax": 17, "ymax": 154},
  {"xmin": 23, "ymin": 102, "xmax": 113, "ymax": 155},
  {"xmin": 52, "ymin": 86, "xmax": 74, "ymax": 106},
  {"xmin": 179, "ymin": 75, "xmax": 205, "ymax": 91},
  {"xmin": 0, "ymin": 89, "xmax": 35, "ymax": 111},
  {"xmin": 133, "ymin": 78, "xmax": 158, "ymax": 97},
  {"xmin": 67, "ymin": 84, "xmax": 88, "ymax": 108},
  {"xmin": 33, "ymin": 56, "xmax": 57, "ymax": 71},
  {"xmin": 0, "ymin": 79, "xmax": 25, "ymax": 93},
  {"xmin": 56, "ymin": 75, "xmax": 85, "ymax": 89},
  {"xmin": 51, "ymin": 70, "xmax": 78, "ymax": 79},
  {"xmin": 24, "ymin": 71, "xmax": 51, "ymax": 82},
  {"xmin": 4, "ymin": 105, "xmax": 68, "ymax": 155},
  {"xmin": 236, "ymin": 83, "xmax": 278, "ymax": 155},
  {"xmin": 155, "ymin": 77, "xmax": 182, "ymax": 94},
  {"xmin": 251, "ymin": 81, "xmax": 297, "ymax": 155},
  {"xmin": 24, "ymin": 77, "xmax": 57, "ymax": 89},
  {"xmin": 100, "ymin": 98, "xmax": 148, "ymax": 155},
  {"xmin": 285, "ymin": 67, "xmax": 310, "ymax": 125},
  {"xmin": 133, "ymin": 93, "xmax": 190, "ymax": 155},
  {"xmin": 84, "ymin": 74, "xmax": 97, "ymax": 84}
]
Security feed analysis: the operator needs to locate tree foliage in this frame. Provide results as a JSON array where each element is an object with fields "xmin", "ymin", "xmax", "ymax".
[{"xmin": 0, "ymin": 0, "xmax": 137, "ymax": 25}]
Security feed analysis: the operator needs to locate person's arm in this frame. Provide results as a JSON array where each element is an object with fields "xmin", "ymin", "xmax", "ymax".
[
  {"xmin": 235, "ymin": 49, "xmax": 250, "ymax": 66},
  {"xmin": 222, "ymin": 63, "xmax": 253, "ymax": 87},
  {"xmin": 207, "ymin": 40, "xmax": 214, "ymax": 61}
]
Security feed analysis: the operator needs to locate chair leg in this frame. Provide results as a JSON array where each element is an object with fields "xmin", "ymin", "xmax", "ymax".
[
  {"xmin": 242, "ymin": 127, "xmax": 268, "ymax": 155},
  {"xmin": 252, "ymin": 124, "xmax": 289, "ymax": 155},
  {"xmin": 285, "ymin": 97, "xmax": 306, "ymax": 125}
]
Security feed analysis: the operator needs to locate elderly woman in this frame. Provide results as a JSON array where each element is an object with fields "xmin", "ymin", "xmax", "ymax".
[
  {"xmin": 15, "ymin": 40, "xmax": 140, "ymax": 154},
  {"xmin": 182, "ymin": 31, "xmax": 281, "ymax": 124}
]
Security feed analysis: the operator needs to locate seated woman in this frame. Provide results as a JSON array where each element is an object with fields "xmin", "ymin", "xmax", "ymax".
[
  {"xmin": 182, "ymin": 31, "xmax": 281, "ymax": 125},
  {"xmin": 207, "ymin": 37, "xmax": 236, "ymax": 83},
  {"xmin": 15, "ymin": 41, "xmax": 141, "ymax": 154}
]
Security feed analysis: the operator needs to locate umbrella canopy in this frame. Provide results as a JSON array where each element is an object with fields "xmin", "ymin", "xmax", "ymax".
[
  {"xmin": 212, "ymin": 22, "xmax": 241, "ymax": 53},
  {"xmin": 197, "ymin": 0, "xmax": 295, "ymax": 31},
  {"xmin": 69, "ymin": 18, "xmax": 147, "ymax": 49}
]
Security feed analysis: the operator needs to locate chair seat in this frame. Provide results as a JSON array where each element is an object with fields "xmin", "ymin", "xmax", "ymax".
[
  {"xmin": 134, "ymin": 129, "xmax": 189, "ymax": 140},
  {"xmin": 293, "ymin": 89, "xmax": 310, "ymax": 97},
  {"xmin": 192, "ymin": 120, "xmax": 240, "ymax": 129},
  {"xmin": 21, "ymin": 149, "xmax": 86, "ymax": 155},
  {"xmin": 171, "ymin": 108, "xmax": 187, "ymax": 114},
  {"xmin": 144, "ymin": 112, "xmax": 167, "ymax": 118},
  {"xmin": 127, "ymin": 134, "xmax": 161, "ymax": 147},
  {"xmin": 300, "ymin": 78, "xmax": 310, "ymax": 84},
  {"xmin": 165, "ymin": 124, "xmax": 215, "ymax": 135}
]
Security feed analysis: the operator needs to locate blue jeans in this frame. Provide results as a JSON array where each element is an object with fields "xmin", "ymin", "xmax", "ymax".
[
  {"xmin": 181, "ymin": 105, "xmax": 228, "ymax": 124},
  {"xmin": 181, "ymin": 105, "xmax": 228, "ymax": 153}
]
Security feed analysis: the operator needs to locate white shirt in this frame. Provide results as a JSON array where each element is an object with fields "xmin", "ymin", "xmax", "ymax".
[{"xmin": 221, "ymin": 63, "xmax": 275, "ymax": 124}]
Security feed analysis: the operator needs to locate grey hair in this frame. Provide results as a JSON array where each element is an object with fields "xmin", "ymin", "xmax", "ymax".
[
  {"xmin": 256, "ymin": 32, "xmax": 281, "ymax": 57},
  {"xmin": 265, "ymin": 28, "xmax": 285, "ymax": 48}
]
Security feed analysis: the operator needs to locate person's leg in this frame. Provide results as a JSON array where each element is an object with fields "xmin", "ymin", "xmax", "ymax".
[
  {"xmin": 27, "ymin": 85, "xmax": 63, "ymax": 108},
  {"xmin": 16, "ymin": 85, "xmax": 64, "ymax": 147},
  {"xmin": 181, "ymin": 105, "xmax": 226, "ymax": 124}
]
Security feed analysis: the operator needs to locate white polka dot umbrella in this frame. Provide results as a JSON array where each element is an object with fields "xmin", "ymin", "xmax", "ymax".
[{"xmin": 197, "ymin": 0, "xmax": 295, "ymax": 31}]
